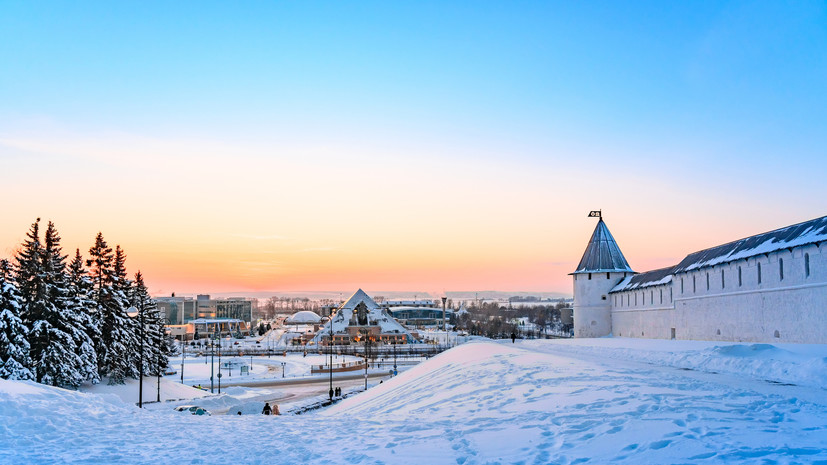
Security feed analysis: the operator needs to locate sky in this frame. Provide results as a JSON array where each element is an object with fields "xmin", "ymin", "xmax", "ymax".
[{"xmin": 1, "ymin": 1, "xmax": 826, "ymax": 297}]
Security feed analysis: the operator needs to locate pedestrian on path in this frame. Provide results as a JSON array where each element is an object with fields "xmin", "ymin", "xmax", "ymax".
[{"xmin": 262, "ymin": 402, "xmax": 272, "ymax": 415}]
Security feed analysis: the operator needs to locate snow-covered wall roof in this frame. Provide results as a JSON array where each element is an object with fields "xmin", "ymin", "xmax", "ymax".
[
  {"xmin": 673, "ymin": 215, "xmax": 827, "ymax": 274},
  {"xmin": 607, "ymin": 215, "xmax": 827, "ymax": 292},
  {"xmin": 610, "ymin": 266, "xmax": 674, "ymax": 293}
]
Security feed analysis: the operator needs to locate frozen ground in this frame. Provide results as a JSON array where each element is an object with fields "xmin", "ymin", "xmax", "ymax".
[{"xmin": 2, "ymin": 338, "xmax": 826, "ymax": 464}]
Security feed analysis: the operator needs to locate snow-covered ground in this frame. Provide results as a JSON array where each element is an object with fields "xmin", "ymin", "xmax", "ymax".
[
  {"xmin": 2, "ymin": 338, "xmax": 826, "ymax": 464},
  {"xmin": 169, "ymin": 352, "xmax": 363, "ymax": 385}
]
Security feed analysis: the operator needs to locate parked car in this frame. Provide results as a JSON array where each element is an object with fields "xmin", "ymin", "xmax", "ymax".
[{"xmin": 174, "ymin": 405, "xmax": 211, "ymax": 416}]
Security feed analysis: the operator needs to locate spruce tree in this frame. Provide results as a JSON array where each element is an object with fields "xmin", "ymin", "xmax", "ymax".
[
  {"xmin": 14, "ymin": 219, "xmax": 66, "ymax": 385},
  {"xmin": 0, "ymin": 259, "xmax": 33, "ymax": 380},
  {"xmin": 15, "ymin": 219, "xmax": 44, "ymax": 329},
  {"xmin": 132, "ymin": 271, "xmax": 169, "ymax": 377},
  {"xmin": 113, "ymin": 245, "xmax": 140, "ymax": 378},
  {"xmin": 26, "ymin": 221, "xmax": 87, "ymax": 388},
  {"xmin": 67, "ymin": 249, "xmax": 101, "ymax": 384},
  {"xmin": 89, "ymin": 234, "xmax": 137, "ymax": 384}
]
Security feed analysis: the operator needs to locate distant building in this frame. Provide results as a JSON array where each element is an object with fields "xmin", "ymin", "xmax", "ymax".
[
  {"xmin": 312, "ymin": 289, "xmax": 418, "ymax": 345},
  {"xmin": 157, "ymin": 294, "xmax": 253, "ymax": 325},
  {"xmin": 155, "ymin": 296, "xmax": 196, "ymax": 325},
  {"xmin": 572, "ymin": 214, "xmax": 827, "ymax": 343},
  {"xmin": 285, "ymin": 310, "xmax": 322, "ymax": 325},
  {"xmin": 388, "ymin": 307, "xmax": 452, "ymax": 327},
  {"xmin": 190, "ymin": 318, "xmax": 251, "ymax": 339},
  {"xmin": 379, "ymin": 299, "xmax": 439, "ymax": 309}
]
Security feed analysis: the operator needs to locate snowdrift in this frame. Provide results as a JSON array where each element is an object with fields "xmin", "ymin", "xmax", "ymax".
[
  {"xmin": 521, "ymin": 338, "xmax": 827, "ymax": 389},
  {"xmin": 2, "ymin": 340, "xmax": 827, "ymax": 464}
]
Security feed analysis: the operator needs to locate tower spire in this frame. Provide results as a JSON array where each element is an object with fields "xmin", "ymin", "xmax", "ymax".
[{"xmin": 572, "ymin": 213, "xmax": 633, "ymax": 274}]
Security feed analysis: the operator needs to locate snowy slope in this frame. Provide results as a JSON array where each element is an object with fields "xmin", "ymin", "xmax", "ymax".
[
  {"xmin": 522, "ymin": 337, "xmax": 827, "ymax": 389},
  {"xmin": 2, "ymin": 340, "xmax": 827, "ymax": 464}
]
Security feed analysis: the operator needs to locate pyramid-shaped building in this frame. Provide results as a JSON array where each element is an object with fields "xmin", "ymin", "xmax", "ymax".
[{"xmin": 312, "ymin": 289, "xmax": 418, "ymax": 345}]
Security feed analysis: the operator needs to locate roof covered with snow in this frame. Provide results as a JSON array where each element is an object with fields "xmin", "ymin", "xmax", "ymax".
[
  {"xmin": 572, "ymin": 219, "xmax": 634, "ymax": 274},
  {"xmin": 312, "ymin": 289, "xmax": 417, "ymax": 343},
  {"xmin": 286, "ymin": 311, "xmax": 321, "ymax": 324},
  {"xmin": 610, "ymin": 266, "xmax": 675, "ymax": 293},
  {"xmin": 673, "ymin": 215, "xmax": 827, "ymax": 274}
]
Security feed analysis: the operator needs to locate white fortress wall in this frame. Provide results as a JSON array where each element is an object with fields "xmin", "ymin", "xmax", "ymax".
[
  {"xmin": 670, "ymin": 243, "xmax": 827, "ymax": 343},
  {"xmin": 610, "ymin": 242, "xmax": 827, "ymax": 343},
  {"xmin": 611, "ymin": 283, "xmax": 675, "ymax": 339}
]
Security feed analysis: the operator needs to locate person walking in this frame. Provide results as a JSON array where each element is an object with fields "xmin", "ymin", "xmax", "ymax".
[
  {"xmin": 511, "ymin": 332, "xmax": 516, "ymax": 343},
  {"xmin": 262, "ymin": 402, "xmax": 272, "ymax": 415}
]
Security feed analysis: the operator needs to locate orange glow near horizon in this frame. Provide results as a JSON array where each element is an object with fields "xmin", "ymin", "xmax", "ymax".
[
  {"xmin": 3, "ymin": 193, "xmax": 820, "ymax": 298},
  {"xmin": 1, "ymin": 126, "xmax": 823, "ymax": 297}
]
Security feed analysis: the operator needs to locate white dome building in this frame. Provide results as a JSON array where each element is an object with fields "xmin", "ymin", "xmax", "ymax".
[{"xmin": 286, "ymin": 310, "xmax": 322, "ymax": 325}]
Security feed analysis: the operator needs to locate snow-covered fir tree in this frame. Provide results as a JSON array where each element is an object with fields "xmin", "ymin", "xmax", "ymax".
[
  {"xmin": 131, "ymin": 271, "xmax": 169, "ymax": 377},
  {"xmin": 24, "ymin": 221, "xmax": 89, "ymax": 388},
  {"xmin": 89, "ymin": 234, "xmax": 138, "ymax": 384},
  {"xmin": 15, "ymin": 219, "xmax": 44, "ymax": 330},
  {"xmin": 0, "ymin": 259, "xmax": 33, "ymax": 380},
  {"xmin": 67, "ymin": 249, "xmax": 101, "ymax": 384}
]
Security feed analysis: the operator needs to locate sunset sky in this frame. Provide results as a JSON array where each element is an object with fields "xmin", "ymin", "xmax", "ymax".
[{"xmin": 1, "ymin": 2, "xmax": 826, "ymax": 297}]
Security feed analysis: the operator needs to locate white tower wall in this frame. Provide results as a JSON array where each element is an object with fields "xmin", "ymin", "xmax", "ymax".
[{"xmin": 573, "ymin": 272, "xmax": 626, "ymax": 337}]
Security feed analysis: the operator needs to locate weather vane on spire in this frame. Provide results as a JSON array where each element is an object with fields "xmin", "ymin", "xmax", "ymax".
[{"xmin": 588, "ymin": 210, "xmax": 602, "ymax": 218}]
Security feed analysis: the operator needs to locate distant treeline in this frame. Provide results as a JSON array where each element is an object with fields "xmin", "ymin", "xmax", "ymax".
[{"xmin": 454, "ymin": 302, "xmax": 571, "ymax": 338}]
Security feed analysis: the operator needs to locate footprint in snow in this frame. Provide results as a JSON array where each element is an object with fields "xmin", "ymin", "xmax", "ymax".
[{"xmin": 648, "ymin": 439, "xmax": 671, "ymax": 450}]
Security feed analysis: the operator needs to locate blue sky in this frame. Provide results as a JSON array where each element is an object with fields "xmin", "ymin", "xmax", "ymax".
[
  {"xmin": 1, "ymin": 1, "xmax": 826, "ymax": 293},
  {"xmin": 3, "ymin": 1, "xmax": 825, "ymax": 159}
]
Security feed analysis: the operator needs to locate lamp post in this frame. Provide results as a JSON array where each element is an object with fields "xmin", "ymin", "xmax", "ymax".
[
  {"xmin": 360, "ymin": 328, "xmax": 371, "ymax": 390},
  {"xmin": 157, "ymin": 318, "xmax": 170, "ymax": 403},
  {"xmin": 328, "ymin": 310, "xmax": 334, "ymax": 401},
  {"xmin": 393, "ymin": 340, "xmax": 397, "ymax": 376},
  {"xmin": 126, "ymin": 305, "xmax": 144, "ymax": 408},
  {"xmin": 217, "ymin": 334, "xmax": 223, "ymax": 394},
  {"xmin": 181, "ymin": 329, "xmax": 193, "ymax": 384},
  {"xmin": 210, "ymin": 332, "xmax": 215, "ymax": 393},
  {"xmin": 281, "ymin": 362, "xmax": 285, "ymax": 378},
  {"xmin": 441, "ymin": 296, "xmax": 447, "ymax": 346}
]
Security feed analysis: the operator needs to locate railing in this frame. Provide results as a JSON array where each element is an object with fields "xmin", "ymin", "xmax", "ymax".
[{"xmin": 186, "ymin": 344, "xmax": 456, "ymax": 358}]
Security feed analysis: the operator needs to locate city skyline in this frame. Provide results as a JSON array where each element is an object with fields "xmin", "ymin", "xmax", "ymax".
[{"xmin": 2, "ymin": 2, "xmax": 826, "ymax": 295}]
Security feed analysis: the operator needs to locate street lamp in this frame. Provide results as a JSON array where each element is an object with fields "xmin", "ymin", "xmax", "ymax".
[
  {"xmin": 328, "ymin": 310, "xmax": 335, "ymax": 401},
  {"xmin": 126, "ymin": 305, "xmax": 144, "ymax": 408},
  {"xmin": 360, "ymin": 328, "xmax": 371, "ymax": 390},
  {"xmin": 441, "ymin": 296, "xmax": 447, "ymax": 345},
  {"xmin": 157, "ymin": 318, "xmax": 170, "ymax": 402},
  {"xmin": 182, "ymin": 329, "xmax": 195, "ymax": 384},
  {"xmin": 217, "ymin": 334, "xmax": 223, "ymax": 394},
  {"xmin": 281, "ymin": 362, "xmax": 286, "ymax": 378},
  {"xmin": 210, "ymin": 331, "xmax": 216, "ymax": 393}
]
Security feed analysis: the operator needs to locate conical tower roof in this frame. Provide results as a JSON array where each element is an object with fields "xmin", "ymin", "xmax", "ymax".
[{"xmin": 572, "ymin": 218, "xmax": 633, "ymax": 274}]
